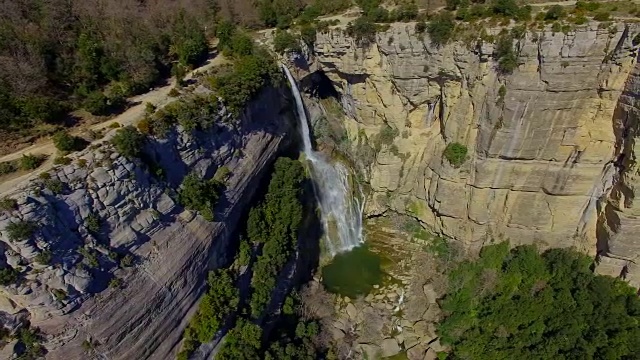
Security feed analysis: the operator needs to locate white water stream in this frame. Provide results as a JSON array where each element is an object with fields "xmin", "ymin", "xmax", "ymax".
[{"xmin": 282, "ymin": 65, "xmax": 364, "ymax": 255}]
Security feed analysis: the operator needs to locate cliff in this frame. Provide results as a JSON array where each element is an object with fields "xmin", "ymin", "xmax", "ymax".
[
  {"xmin": 0, "ymin": 87, "xmax": 293, "ymax": 358},
  {"xmin": 308, "ymin": 21, "xmax": 640, "ymax": 287}
]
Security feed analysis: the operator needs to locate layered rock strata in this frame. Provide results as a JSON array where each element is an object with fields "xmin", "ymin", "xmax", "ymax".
[{"xmin": 310, "ymin": 22, "xmax": 640, "ymax": 286}]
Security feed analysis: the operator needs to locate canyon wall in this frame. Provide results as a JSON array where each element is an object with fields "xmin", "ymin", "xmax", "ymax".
[
  {"xmin": 0, "ymin": 88, "xmax": 293, "ymax": 359},
  {"xmin": 309, "ymin": 21, "xmax": 640, "ymax": 287}
]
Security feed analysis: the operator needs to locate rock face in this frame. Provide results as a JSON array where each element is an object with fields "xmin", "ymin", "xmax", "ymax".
[
  {"xmin": 309, "ymin": 22, "xmax": 640, "ymax": 286},
  {"xmin": 0, "ymin": 88, "xmax": 293, "ymax": 359}
]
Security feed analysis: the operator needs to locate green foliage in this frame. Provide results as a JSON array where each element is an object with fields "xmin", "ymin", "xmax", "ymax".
[
  {"xmin": 20, "ymin": 154, "xmax": 45, "ymax": 171},
  {"xmin": 44, "ymin": 179, "xmax": 64, "ymax": 194},
  {"xmin": 428, "ymin": 12, "xmax": 456, "ymax": 46},
  {"xmin": 346, "ymin": 17, "xmax": 379, "ymax": 45},
  {"xmin": 0, "ymin": 197, "xmax": 18, "ymax": 212},
  {"xmin": 545, "ymin": 5, "xmax": 566, "ymax": 20},
  {"xmin": 78, "ymin": 247, "xmax": 100, "ymax": 268},
  {"xmin": 171, "ymin": 11, "xmax": 209, "ymax": 67},
  {"xmin": 185, "ymin": 269, "xmax": 239, "ymax": 347},
  {"xmin": 438, "ymin": 244, "xmax": 640, "ymax": 359},
  {"xmin": 0, "ymin": 267, "xmax": 19, "ymax": 286},
  {"xmin": 237, "ymin": 239, "xmax": 252, "ymax": 266},
  {"xmin": 120, "ymin": 254, "xmax": 134, "ymax": 268},
  {"xmin": 52, "ymin": 288, "xmax": 67, "ymax": 301},
  {"xmin": 34, "ymin": 250, "xmax": 52, "ymax": 265},
  {"xmin": 300, "ymin": 25, "xmax": 317, "ymax": 47},
  {"xmin": 111, "ymin": 126, "xmax": 145, "ymax": 158},
  {"xmin": 52, "ymin": 131, "xmax": 85, "ymax": 152},
  {"xmin": 229, "ymin": 32, "xmax": 255, "ymax": 57},
  {"xmin": 83, "ymin": 91, "xmax": 110, "ymax": 115},
  {"xmin": 216, "ymin": 319, "xmax": 263, "ymax": 360},
  {"xmin": 273, "ymin": 30, "xmax": 300, "ymax": 54},
  {"xmin": 178, "ymin": 173, "xmax": 223, "ymax": 221},
  {"xmin": 497, "ymin": 84, "xmax": 507, "ymax": 105},
  {"xmin": 494, "ymin": 33, "xmax": 518, "ymax": 73},
  {"xmin": 109, "ymin": 277, "xmax": 122, "ymax": 288},
  {"xmin": 247, "ymin": 158, "xmax": 304, "ymax": 318},
  {"xmin": 85, "ymin": 213, "xmax": 101, "ymax": 233},
  {"xmin": 16, "ymin": 327, "xmax": 46, "ymax": 359},
  {"xmin": 593, "ymin": 11, "xmax": 611, "ymax": 21},
  {"xmin": 575, "ymin": 1, "xmax": 601, "ymax": 12},
  {"xmin": 378, "ymin": 125, "xmax": 399, "ymax": 147},
  {"xmin": 53, "ymin": 156, "xmax": 72, "ymax": 165},
  {"xmin": 258, "ymin": 0, "xmax": 304, "ymax": 28},
  {"xmin": 443, "ymin": 142, "xmax": 468, "ymax": 167},
  {"xmin": 209, "ymin": 49, "xmax": 279, "ymax": 116},
  {"xmin": 0, "ymin": 161, "xmax": 17, "ymax": 175},
  {"xmin": 5, "ymin": 221, "xmax": 37, "ymax": 242},
  {"xmin": 415, "ymin": 21, "xmax": 427, "ymax": 34}
]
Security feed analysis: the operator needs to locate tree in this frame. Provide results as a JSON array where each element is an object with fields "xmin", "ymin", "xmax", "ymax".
[
  {"xmin": 427, "ymin": 12, "xmax": 455, "ymax": 46},
  {"xmin": 178, "ymin": 173, "xmax": 223, "ymax": 221},
  {"xmin": 52, "ymin": 131, "xmax": 84, "ymax": 152},
  {"xmin": 110, "ymin": 126, "xmax": 145, "ymax": 158},
  {"xmin": 438, "ymin": 244, "xmax": 640, "ymax": 359},
  {"xmin": 273, "ymin": 30, "xmax": 300, "ymax": 54}
]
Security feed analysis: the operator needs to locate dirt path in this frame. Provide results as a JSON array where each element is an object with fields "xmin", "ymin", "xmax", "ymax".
[{"xmin": 0, "ymin": 55, "xmax": 226, "ymax": 197}]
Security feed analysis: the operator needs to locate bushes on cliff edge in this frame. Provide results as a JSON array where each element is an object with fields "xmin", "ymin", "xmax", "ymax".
[
  {"xmin": 438, "ymin": 243, "xmax": 640, "ymax": 359},
  {"xmin": 111, "ymin": 126, "xmax": 145, "ymax": 159},
  {"xmin": 428, "ymin": 12, "xmax": 456, "ymax": 46}
]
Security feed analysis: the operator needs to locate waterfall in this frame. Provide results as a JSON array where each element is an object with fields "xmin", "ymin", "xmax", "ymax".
[{"xmin": 282, "ymin": 65, "xmax": 364, "ymax": 255}]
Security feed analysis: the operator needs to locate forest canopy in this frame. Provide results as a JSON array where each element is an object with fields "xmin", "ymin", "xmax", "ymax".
[{"xmin": 438, "ymin": 243, "xmax": 640, "ymax": 359}]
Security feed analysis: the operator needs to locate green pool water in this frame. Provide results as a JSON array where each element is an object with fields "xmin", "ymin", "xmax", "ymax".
[{"xmin": 321, "ymin": 244, "xmax": 384, "ymax": 298}]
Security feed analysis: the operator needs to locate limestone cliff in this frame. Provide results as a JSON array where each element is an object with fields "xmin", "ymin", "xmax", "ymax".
[
  {"xmin": 0, "ymin": 87, "xmax": 293, "ymax": 359},
  {"xmin": 308, "ymin": 22, "xmax": 640, "ymax": 286}
]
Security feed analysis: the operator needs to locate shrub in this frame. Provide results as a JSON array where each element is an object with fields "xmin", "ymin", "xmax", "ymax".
[
  {"xmin": 34, "ymin": 250, "xmax": 52, "ymax": 265},
  {"xmin": 237, "ymin": 239, "xmax": 252, "ymax": 266},
  {"xmin": 5, "ymin": 221, "xmax": 37, "ymax": 242},
  {"xmin": 494, "ymin": 34, "xmax": 518, "ymax": 73},
  {"xmin": 111, "ymin": 126, "xmax": 145, "ymax": 158},
  {"xmin": 83, "ymin": 91, "xmax": 109, "ymax": 115},
  {"xmin": 300, "ymin": 25, "xmax": 317, "ymax": 47},
  {"xmin": 109, "ymin": 277, "xmax": 122, "ymax": 288},
  {"xmin": 273, "ymin": 30, "xmax": 300, "ymax": 54},
  {"xmin": 443, "ymin": 142, "xmax": 468, "ymax": 167},
  {"xmin": 77, "ymin": 158, "xmax": 88, "ymax": 168},
  {"xmin": 44, "ymin": 179, "xmax": 64, "ymax": 194},
  {"xmin": 54, "ymin": 156, "xmax": 72, "ymax": 165},
  {"xmin": 209, "ymin": 50, "xmax": 279, "ymax": 116},
  {"xmin": 415, "ymin": 21, "xmax": 427, "ymax": 34},
  {"xmin": 108, "ymin": 122, "xmax": 121, "ymax": 129},
  {"xmin": 0, "ymin": 197, "xmax": 17, "ymax": 212},
  {"xmin": 0, "ymin": 267, "xmax": 19, "ymax": 286},
  {"xmin": 85, "ymin": 213, "xmax": 101, "ymax": 233},
  {"xmin": 229, "ymin": 32, "xmax": 255, "ymax": 57},
  {"xmin": 346, "ymin": 16, "xmax": 378, "ymax": 45},
  {"xmin": 168, "ymin": 88, "xmax": 180, "ymax": 97},
  {"xmin": 78, "ymin": 248, "xmax": 99, "ymax": 268},
  {"xmin": 144, "ymin": 102, "xmax": 156, "ymax": 115},
  {"xmin": 575, "ymin": 0, "xmax": 600, "ymax": 12},
  {"xmin": 52, "ymin": 131, "xmax": 84, "ymax": 152},
  {"xmin": 428, "ymin": 12, "xmax": 456, "ymax": 46},
  {"xmin": 120, "ymin": 254, "xmax": 134, "ymax": 267},
  {"xmin": 20, "ymin": 154, "xmax": 44, "ymax": 170},
  {"xmin": 178, "ymin": 173, "xmax": 223, "ymax": 221},
  {"xmin": 593, "ymin": 11, "xmax": 611, "ymax": 21},
  {"xmin": 497, "ymin": 85, "xmax": 507, "ymax": 104},
  {"xmin": 545, "ymin": 5, "xmax": 566, "ymax": 20},
  {"xmin": 52, "ymin": 288, "xmax": 67, "ymax": 301},
  {"xmin": 0, "ymin": 161, "xmax": 17, "ymax": 175}
]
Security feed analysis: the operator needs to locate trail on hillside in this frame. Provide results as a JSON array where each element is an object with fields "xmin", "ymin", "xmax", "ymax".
[{"xmin": 0, "ymin": 55, "xmax": 226, "ymax": 197}]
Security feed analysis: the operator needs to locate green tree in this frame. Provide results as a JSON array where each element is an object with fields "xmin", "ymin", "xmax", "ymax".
[
  {"xmin": 110, "ymin": 126, "xmax": 145, "ymax": 158},
  {"xmin": 428, "ymin": 12, "xmax": 455, "ymax": 46},
  {"xmin": 178, "ymin": 173, "xmax": 223, "ymax": 221},
  {"xmin": 171, "ymin": 11, "xmax": 209, "ymax": 67},
  {"xmin": 438, "ymin": 244, "xmax": 640, "ymax": 359}
]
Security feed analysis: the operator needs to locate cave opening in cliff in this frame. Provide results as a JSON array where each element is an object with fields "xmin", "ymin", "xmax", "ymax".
[{"xmin": 302, "ymin": 70, "xmax": 340, "ymax": 100}]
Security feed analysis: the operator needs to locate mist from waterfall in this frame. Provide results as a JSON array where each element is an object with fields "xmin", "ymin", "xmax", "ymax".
[{"xmin": 282, "ymin": 65, "xmax": 364, "ymax": 256}]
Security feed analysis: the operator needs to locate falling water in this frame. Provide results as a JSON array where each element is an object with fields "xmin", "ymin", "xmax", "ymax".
[
  {"xmin": 282, "ymin": 65, "xmax": 364, "ymax": 255},
  {"xmin": 426, "ymin": 101, "xmax": 436, "ymax": 126},
  {"xmin": 576, "ymin": 162, "xmax": 617, "ymax": 235}
]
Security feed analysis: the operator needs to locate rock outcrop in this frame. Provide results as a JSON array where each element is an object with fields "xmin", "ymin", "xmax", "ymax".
[
  {"xmin": 0, "ymin": 87, "xmax": 293, "ymax": 358},
  {"xmin": 308, "ymin": 21, "xmax": 640, "ymax": 286}
]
